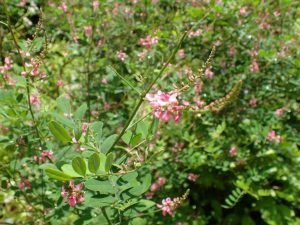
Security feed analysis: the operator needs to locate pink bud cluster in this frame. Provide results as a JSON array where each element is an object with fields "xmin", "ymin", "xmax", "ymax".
[
  {"xmin": 267, "ymin": 130, "xmax": 281, "ymax": 143},
  {"xmin": 33, "ymin": 150, "xmax": 53, "ymax": 163},
  {"xmin": 157, "ymin": 197, "xmax": 174, "ymax": 216},
  {"xmin": 19, "ymin": 177, "xmax": 31, "ymax": 190},
  {"xmin": 117, "ymin": 51, "xmax": 127, "ymax": 61},
  {"xmin": 30, "ymin": 94, "xmax": 41, "ymax": 108},
  {"xmin": 187, "ymin": 173, "xmax": 199, "ymax": 182},
  {"xmin": 82, "ymin": 122, "xmax": 89, "ymax": 136},
  {"xmin": 145, "ymin": 91, "xmax": 185, "ymax": 123},
  {"xmin": 275, "ymin": 108, "xmax": 284, "ymax": 117},
  {"xmin": 188, "ymin": 28, "xmax": 202, "ymax": 38},
  {"xmin": 84, "ymin": 26, "xmax": 93, "ymax": 38},
  {"xmin": 61, "ymin": 181, "xmax": 84, "ymax": 207},
  {"xmin": 145, "ymin": 176, "xmax": 166, "ymax": 199},
  {"xmin": 25, "ymin": 57, "xmax": 46, "ymax": 78},
  {"xmin": 229, "ymin": 146, "xmax": 238, "ymax": 156},
  {"xmin": 1, "ymin": 57, "xmax": 16, "ymax": 86},
  {"xmin": 139, "ymin": 35, "xmax": 159, "ymax": 49}
]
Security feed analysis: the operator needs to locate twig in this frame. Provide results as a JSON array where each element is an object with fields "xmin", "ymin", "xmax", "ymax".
[{"xmin": 108, "ymin": 31, "xmax": 188, "ymax": 153}]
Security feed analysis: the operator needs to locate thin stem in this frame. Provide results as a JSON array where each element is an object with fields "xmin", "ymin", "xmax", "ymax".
[
  {"xmin": 3, "ymin": 0, "xmax": 42, "ymax": 146},
  {"xmin": 101, "ymin": 207, "xmax": 112, "ymax": 225},
  {"xmin": 108, "ymin": 31, "xmax": 188, "ymax": 152}
]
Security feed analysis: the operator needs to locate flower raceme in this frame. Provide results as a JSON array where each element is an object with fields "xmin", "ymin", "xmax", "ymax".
[
  {"xmin": 145, "ymin": 91, "xmax": 185, "ymax": 123},
  {"xmin": 61, "ymin": 181, "xmax": 84, "ymax": 207}
]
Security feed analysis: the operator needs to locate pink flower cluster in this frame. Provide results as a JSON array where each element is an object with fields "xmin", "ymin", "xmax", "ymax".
[
  {"xmin": 275, "ymin": 108, "xmax": 284, "ymax": 117},
  {"xmin": 23, "ymin": 53, "xmax": 46, "ymax": 78},
  {"xmin": 33, "ymin": 150, "xmax": 53, "ymax": 163},
  {"xmin": 84, "ymin": 26, "xmax": 93, "ymax": 38},
  {"xmin": 117, "ymin": 51, "xmax": 127, "ymax": 61},
  {"xmin": 61, "ymin": 181, "xmax": 84, "ymax": 207},
  {"xmin": 229, "ymin": 146, "xmax": 238, "ymax": 156},
  {"xmin": 19, "ymin": 177, "xmax": 31, "ymax": 190},
  {"xmin": 187, "ymin": 173, "xmax": 199, "ymax": 182},
  {"xmin": 146, "ymin": 176, "xmax": 166, "ymax": 199},
  {"xmin": 139, "ymin": 35, "xmax": 159, "ymax": 48},
  {"xmin": 157, "ymin": 197, "xmax": 174, "ymax": 216},
  {"xmin": 267, "ymin": 130, "xmax": 281, "ymax": 143},
  {"xmin": 188, "ymin": 29, "xmax": 202, "ymax": 38},
  {"xmin": 30, "ymin": 94, "xmax": 41, "ymax": 108},
  {"xmin": 1, "ymin": 57, "xmax": 16, "ymax": 86},
  {"xmin": 82, "ymin": 122, "xmax": 89, "ymax": 136},
  {"xmin": 145, "ymin": 91, "xmax": 184, "ymax": 123},
  {"xmin": 249, "ymin": 97, "xmax": 257, "ymax": 107}
]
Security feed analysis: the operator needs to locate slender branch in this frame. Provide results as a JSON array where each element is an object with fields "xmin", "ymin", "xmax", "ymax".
[
  {"xmin": 108, "ymin": 31, "xmax": 188, "ymax": 153},
  {"xmin": 3, "ymin": 0, "xmax": 42, "ymax": 146}
]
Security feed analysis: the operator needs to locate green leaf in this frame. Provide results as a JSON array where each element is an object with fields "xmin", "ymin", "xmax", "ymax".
[
  {"xmin": 45, "ymin": 168, "xmax": 73, "ymax": 181},
  {"xmin": 86, "ymin": 195, "xmax": 115, "ymax": 207},
  {"xmin": 101, "ymin": 134, "xmax": 117, "ymax": 154},
  {"xmin": 130, "ymin": 133, "xmax": 142, "ymax": 146},
  {"xmin": 48, "ymin": 121, "xmax": 72, "ymax": 143},
  {"xmin": 90, "ymin": 121, "xmax": 103, "ymax": 147},
  {"xmin": 56, "ymin": 96, "xmax": 71, "ymax": 113},
  {"xmin": 72, "ymin": 157, "xmax": 87, "ymax": 176},
  {"xmin": 74, "ymin": 103, "xmax": 87, "ymax": 120},
  {"xmin": 105, "ymin": 153, "xmax": 115, "ymax": 172},
  {"xmin": 61, "ymin": 164, "xmax": 83, "ymax": 177},
  {"xmin": 122, "ymin": 131, "xmax": 133, "ymax": 145},
  {"xmin": 88, "ymin": 153, "xmax": 100, "ymax": 173},
  {"xmin": 136, "ymin": 121, "xmax": 149, "ymax": 139},
  {"xmin": 85, "ymin": 179, "xmax": 114, "ymax": 194}
]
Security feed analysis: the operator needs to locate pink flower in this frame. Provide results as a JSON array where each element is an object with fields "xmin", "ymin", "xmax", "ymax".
[
  {"xmin": 273, "ymin": 11, "xmax": 280, "ymax": 17},
  {"xmin": 61, "ymin": 181, "xmax": 85, "ymax": 207},
  {"xmin": 157, "ymin": 177, "xmax": 166, "ymax": 186},
  {"xmin": 229, "ymin": 146, "xmax": 238, "ymax": 156},
  {"xmin": 41, "ymin": 150, "xmax": 54, "ymax": 160},
  {"xmin": 188, "ymin": 29, "xmax": 202, "ymax": 38},
  {"xmin": 57, "ymin": 79, "xmax": 64, "ymax": 87},
  {"xmin": 68, "ymin": 195, "xmax": 77, "ymax": 207},
  {"xmin": 92, "ymin": 0, "xmax": 99, "ymax": 11},
  {"xmin": 150, "ymin": 183, "xmax": 160, "ymax": 192},
  {"xmin": 275, "ymin": 108, "xmax": 284, "ymax": 117},
  {"xmin": 249, "ymin": 97, "xmax": 257, "ymax": 107},
  {"xmin": 31, "ymin": 68, "xmax": 39, "ymax": 76},
  {"xmin": 138, "ymin": 50, "xmax": 148, "ymax": 61},
  {"xmin": 239, "ymin": 7, "xmax": 247, "ymax": 16},
  {"xmin": 146, "ymin": 91, "xmax": 185, "ymax": 123},
  {"xmin": 61, "ymin": 187, "xmax": 68, "ymax": 197},
  {"xmin": 250, "ymin": 60, "xmax": 259, "ymax": 73},
  {"xmin": 59, "ymin": 1, "xmax": 68, "ymax": 12},
  {"xmin": 19, "ymin": 0, "xmax": 27, "ymax": 7},
  {"xmin": 139, "ymin": 35, "xmax": 159, "ymax": 48},
  {"xmin": 157, "ymin": 197, "xmax": 174, "ymax": 216},
  {"xmin": 267, "ymin": 130, "xmax": 281, "ymax": 143},
  {"xmin": 177, "ymin": 49, "xmax": 185, "ymax": 59},
  {"xmin": 21, "ymin": 71, "xmax": 27, "ymax": 77},
  {"xmin": 187, "ymin": 173, "xmax": 199, "ymax": 182},
  {"xmin": 117, "ymin": 51, "xmax": 127, "ymax": 61},
  {"xmin": 30, "ymin": 94, "xmax": 41, "ymax": 107},
  {"xmin": 205, "ymin": 67, "xmax": 214, "ymax": 79},
  {"xmin": 84, "ymin": 26, "xmax": 93, "ymax": 38}
]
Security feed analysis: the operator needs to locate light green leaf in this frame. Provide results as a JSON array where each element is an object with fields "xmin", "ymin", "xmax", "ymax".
[
  {"xmin": 72, "ymin": 157, "xmax": 87, "ymax": 176},
  {"xmin": 45, "ymin": 168, "xmax": 73, "ymax": 181},
  {"xmin": 88, "ymin": 153, "xmax": 100, "ymax": 173},
  {"xmin": 101, "ymin": 134, "xmax": 117, "ymax": 154},
  {"xmin": 48, "ymin": 121, "xmax": 72, "ymax": 143},
  {"xmin": 105, "ymin": 153, "xmax": 115, "ymax": 172}
]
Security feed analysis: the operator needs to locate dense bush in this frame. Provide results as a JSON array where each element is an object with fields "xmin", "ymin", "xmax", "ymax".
[{"xmin": 0, "ymin": 0, "xmax": 300, "ymax": 224}]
